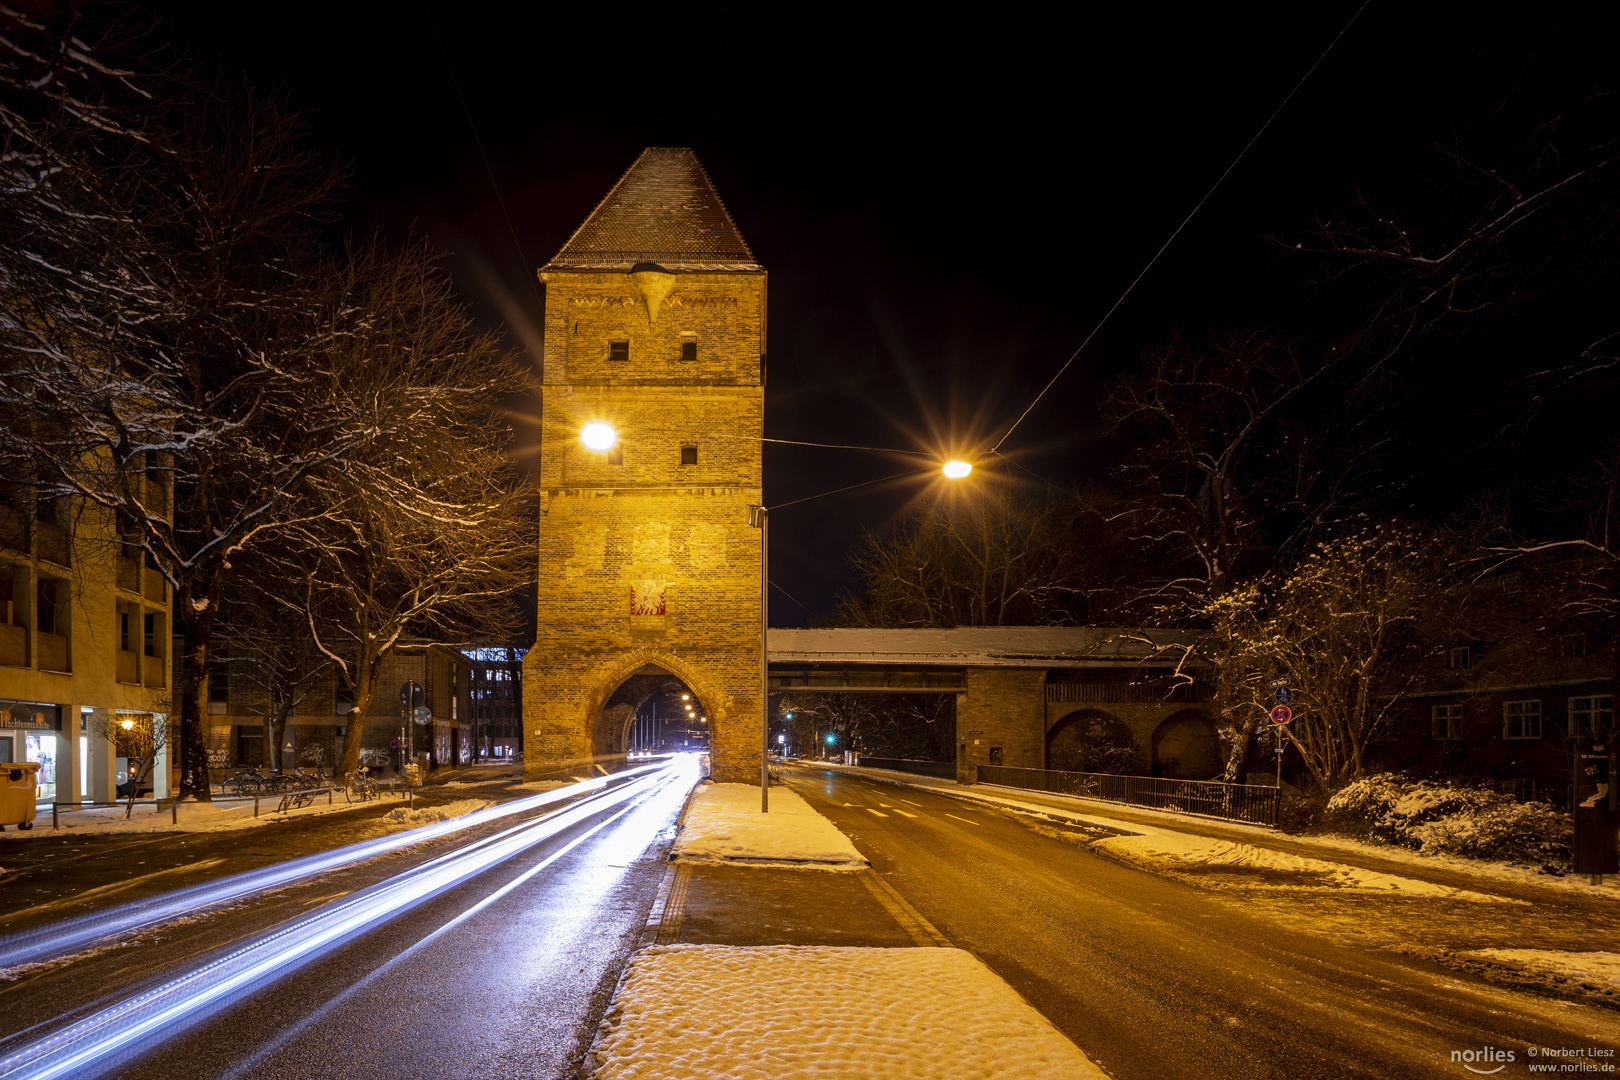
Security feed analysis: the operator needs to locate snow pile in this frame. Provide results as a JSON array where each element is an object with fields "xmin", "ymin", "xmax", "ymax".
[
  {"xmin": 672, "ymin": 783, "xmax": 867, "ymax": 870},
  {"xmin": 379, "ymin": 799, "xmax": 491, "ymax": 827},
  {"xmin": 1464, "ymin": 949, "xmax": 1620, "ymax": 986},
  {"xmin": 11, "ymin": 794, "xmax": 367, "ymax": 836},
  {"xmin": 1094, "ymin": 827, "xmax": 1511, "ymax": 900},
  {"xmin": 588, "ymin": 944, "xmax": 1105, "ymax": 1080},
  {"xmin": 1327, "ymin": 774, "xmax": 1571, "ymax": 866}
]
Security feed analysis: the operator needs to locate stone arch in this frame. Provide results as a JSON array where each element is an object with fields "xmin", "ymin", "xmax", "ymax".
[
  {"xmin": 580, "ymin": 649, "xmax": 728, "ymax": 762},
  {"xmin": 1151, "ymin": 708, "xmax": 1222, "ymax": 780},
  {"xmin": 1046, "ymin": 709, "xmax": 1142, "ymax": 773}
]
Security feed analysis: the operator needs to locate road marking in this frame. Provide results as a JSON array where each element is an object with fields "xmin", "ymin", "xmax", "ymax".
[
  {"xmin": 944, "ymin": 813, "xmax": 980, "ymax": 826},
  {"xmin": 866, "ymin": 808, "xmax": 889, "ymax": 817},
  {"xmin": 859, "ymin": 869, "xmax": 952, "ymax": 947},
  {"xmin": 879, "ymin": 804, "xmax": 918, "ymax": 817},
  {"xmin": 897, "ymin": 798, "xmax": 923, "ymax": 807},
  {"xmin": 841, "ymin": 802, "xmax": 861, "ymax": 807}
]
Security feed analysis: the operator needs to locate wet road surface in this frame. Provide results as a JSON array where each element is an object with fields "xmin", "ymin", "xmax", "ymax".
[
  {"xmin": 782, "ymin": 765, "xmax": 1620, "ymax": 1080},
  {"xmin": 0, "ymin": 763, "xmax": 696, "ymax": 1080}
]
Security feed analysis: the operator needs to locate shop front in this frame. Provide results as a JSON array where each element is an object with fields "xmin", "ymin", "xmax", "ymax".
[{"xmin": 0, "ymin": 700, "xmax": 61, "ymax": 799}]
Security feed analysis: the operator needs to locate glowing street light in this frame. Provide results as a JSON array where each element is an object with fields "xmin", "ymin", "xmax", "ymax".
[
  {"xmin": 942, "ymin": 460, "xmax": 973, "ymax": 479},
  {"xmin": 580, "ymin": 422, "xmax": 617, "ymax": 451},
  {"xmin": 120, "ymin": 718, "xmax": 134, "ymax": 731}
]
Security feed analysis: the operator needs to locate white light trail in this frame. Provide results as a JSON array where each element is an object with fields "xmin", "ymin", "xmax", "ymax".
[
  {"xmin": 0, "ymin": 765, "xmax": 666, "ymax": 972},
  {"xmin": 0, "ymin": 762, "xmax": 691, "ymax": 1080}
]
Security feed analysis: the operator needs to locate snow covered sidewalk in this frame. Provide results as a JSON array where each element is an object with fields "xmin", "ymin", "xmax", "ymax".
[
  {"xmin": 671, "ymin": 783, "xmax": 867, "ymax": 870},
  {"xmin": 10, "ymin": 795, "xmax": 488, "ymax": 837},
  {"xmin": 588, "ymin": 944, "xmax": 1106, "ymax": 1080}
]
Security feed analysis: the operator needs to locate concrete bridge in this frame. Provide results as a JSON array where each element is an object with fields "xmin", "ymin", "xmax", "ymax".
[{"xmin": 767, "ymin": 628, "xmax": 1221, "ymax": 784}]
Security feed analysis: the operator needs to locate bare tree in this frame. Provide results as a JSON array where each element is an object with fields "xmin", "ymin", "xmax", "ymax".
[
  {"xmin": 215, "ymin": 580, "xmax": 334, "ymax": 777},
  {"xmin": 263, "ymin": 242, "xmax": 533, "ymax": 782}
]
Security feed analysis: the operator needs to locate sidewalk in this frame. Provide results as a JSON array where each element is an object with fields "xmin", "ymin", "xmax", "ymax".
[
  {"xmin": 800, "ymin": 760, "xmax": 1609, "ymax": 905},
  {"xmin": 586, "ymin": 780, "xmax": 1106, "ymax": 1080}
]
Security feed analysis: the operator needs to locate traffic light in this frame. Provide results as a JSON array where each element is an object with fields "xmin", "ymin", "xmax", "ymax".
[
  {"xmin": 785, "ymin": 711, "xmax": 794, "ymax": 720},
  {"xmin": 825, "ymin": 733, "xmax": 836, "ymax": 744}
]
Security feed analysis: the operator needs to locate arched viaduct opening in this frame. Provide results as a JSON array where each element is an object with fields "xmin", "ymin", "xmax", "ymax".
[
  {"xmin": 1150, "ymin": 708, "xmax": 1222, "ymax": 780},
  {"xmin": 1046, "ymin": 709, "xmax": 1142, "ymax": 774}
]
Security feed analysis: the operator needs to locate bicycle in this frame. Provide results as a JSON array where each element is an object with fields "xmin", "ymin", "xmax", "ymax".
[
  {"xmin": 343, "ymin": 767, "xmax": 380, "ymax": 803},
  {"xmin": 222, "ymin": 769, "xmax": 266, "ymax": 797}
]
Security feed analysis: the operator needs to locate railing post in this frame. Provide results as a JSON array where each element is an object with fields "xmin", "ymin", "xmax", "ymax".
[
  {"xmin": 254, "ymin": 796, "xmax": 259, "ymax": 818},
  {"xmin": 171, "ymin": 799, "xmax": 177, "ymax": 825},
  {"xmin": 52, "ymin": 803, "xmax": 58, "ymax": 830}
]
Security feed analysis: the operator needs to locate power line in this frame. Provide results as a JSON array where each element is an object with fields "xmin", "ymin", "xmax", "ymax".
[
  {"xmin": 768, "ymin": 468, "xmax": 931, "ymax": 511},
  {"xmin": 989, "ymin": 0, "xmax": 1372, "ymax": 454},
  {"xmin": 420, "ymin": 2, "xmax": 544, "ymax": 311},
  {"xmin": 706, "ymin": 431, "xmax": 936, "ymax": 458}
]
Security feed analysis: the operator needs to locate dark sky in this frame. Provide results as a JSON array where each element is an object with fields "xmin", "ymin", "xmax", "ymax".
[{"xmin": 146, "ymin": 2, "xmax": 1613, "ymax": 626}]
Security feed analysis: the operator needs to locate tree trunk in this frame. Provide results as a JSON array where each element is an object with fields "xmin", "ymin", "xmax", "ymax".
[
  {"xmin": 176, "ymin": 576, "xmax": 219, "ymax": 803},
  {"xmin": 1222, "ymin": 713, "xmax": 1259, "ymax": 783},
  {"xmin": 337, "ymin": 643, "xmax": 385, "ymax": 780}
]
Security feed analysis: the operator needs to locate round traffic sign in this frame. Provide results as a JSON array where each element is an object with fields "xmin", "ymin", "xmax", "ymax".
[
  {"xmin": 412, "ymin": 706, "xmax": 432, "ymax": 726},
  {"xmin": 1270, "ymin": 704, "xmax": 1293, "ymax": 725}
]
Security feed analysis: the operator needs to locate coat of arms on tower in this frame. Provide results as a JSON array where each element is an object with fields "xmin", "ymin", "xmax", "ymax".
[{"xmin": 630, "ymin": 580, "xmax": 666, "ymax": 616}]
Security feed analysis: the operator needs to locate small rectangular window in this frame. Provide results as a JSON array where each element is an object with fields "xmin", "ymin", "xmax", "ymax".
[
  {"xmin": 1431, "ymin": 704, "xmax": 1463, "ymax": 740},
  {"xmin": 988, "ymin": 746, "xmax": 1003, "ymax": 765},
  {"xmin": 608, "ymin": 340, "xmax": 629, "ymax": 362},
  {"xmin": 1503, "ymin": 699, "xmax": 1542, "ymax": 740},
  {"xmin": 606, "ymin": 445, "xmax": 623, "ymax": 466},
  {"xmin": 680, "ymin": 445, "xmax": 698, "ymax": 466},
  {"xmin": 1447, "ymin": 646, "xmax": 1470, "ymax": 670},
  {"xmin": 680, "ymin": 340, "xmax": 698, "ymax": 362}
]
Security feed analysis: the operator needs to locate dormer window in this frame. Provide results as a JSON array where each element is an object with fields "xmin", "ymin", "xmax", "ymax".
[
  {"xmin": 608, "ymin": 340, "xmax": 629, "ymax": 362},
  {"xmin": 1447, "ymin": 646, "xmax": 1470, "ymax": 670}
]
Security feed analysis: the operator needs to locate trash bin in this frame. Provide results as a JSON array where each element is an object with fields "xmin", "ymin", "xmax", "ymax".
[{"xmin": 0, "ymin": 762, "xmax": 40, "ymax": 831}]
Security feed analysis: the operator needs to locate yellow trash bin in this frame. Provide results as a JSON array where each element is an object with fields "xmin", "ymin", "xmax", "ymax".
[{"xmin": 0, "ymin": 762, "xmax": 40, "ymax": 831}]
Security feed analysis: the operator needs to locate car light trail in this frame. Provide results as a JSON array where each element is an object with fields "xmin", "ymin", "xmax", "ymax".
[
  {"xmin": 0, "ymin": 760, "xmax": 693, "ymax": 1080},
  {"xmin": 0, "ymin": 763, "xmax": 668, "ymax": 972}
]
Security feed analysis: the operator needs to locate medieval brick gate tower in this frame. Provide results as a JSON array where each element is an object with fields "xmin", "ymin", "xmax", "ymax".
[{"xmin": 524, "ymin": 148, "xmax": 764, "ymax": 785}]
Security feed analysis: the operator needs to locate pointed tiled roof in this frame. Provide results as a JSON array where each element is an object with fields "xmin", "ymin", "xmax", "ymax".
[{"xmin": 544, "ymin": 148, "xmax": 760, "ymax": 271}]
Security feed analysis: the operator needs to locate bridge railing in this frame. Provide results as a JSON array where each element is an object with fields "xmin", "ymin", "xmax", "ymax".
[
  {"xmin": 976, "ymin": 764, "xmax": 1281, "ymax": 827},
  {"xmin": 856, "ymin": 757, "xmax": 957, "ymax": 780}
]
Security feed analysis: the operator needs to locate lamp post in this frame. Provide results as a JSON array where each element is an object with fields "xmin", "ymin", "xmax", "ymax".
[{"xmin": 748, "ymin": 504, "xmax": 769, "ymax": 811}]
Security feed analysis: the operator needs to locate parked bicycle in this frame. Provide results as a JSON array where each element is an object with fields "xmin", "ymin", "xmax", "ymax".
[
  {"xmin": 344, "ymin": 767, "xmax": 380, "ymax": 803},
  {"xmin": 222, "ymin": 769, "xmax": 266, "ymax": 797}
]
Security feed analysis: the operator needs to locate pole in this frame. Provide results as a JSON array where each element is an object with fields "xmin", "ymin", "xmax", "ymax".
[{"xmin": 760, "ymin": 508, "xmax": 770, "ymax": 812}]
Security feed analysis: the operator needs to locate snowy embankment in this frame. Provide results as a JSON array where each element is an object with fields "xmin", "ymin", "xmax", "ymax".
[
  {"xmin": 589, "ymin": 944, "xmax": 1106, "ymax": 1080},
  {"xmin": 1464, "ymin": 949, "xmax": 1620, "ymax": 986},
  {"xmin": 671, "ymin": 783, "xmax": 867, "ymax": 870},
  {"xmin": 1092, "ymin": 827, "xmax": 1514, "ymax": 901},
  {"xmin": 13, "ymin": 795, "xmax": 490, "ymax": 837}
]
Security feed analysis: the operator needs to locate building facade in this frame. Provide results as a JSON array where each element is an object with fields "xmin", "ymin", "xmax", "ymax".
[
  {"xmin": 525, "ymin": 147, "xmax": 765, "ymax": 784},
  {"xmin": 0, "ymin": 475, "xmax": 171, "ymax": 803}
]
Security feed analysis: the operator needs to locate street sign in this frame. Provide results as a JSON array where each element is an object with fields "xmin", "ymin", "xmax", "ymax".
[
  {"xmin": 399, "ymin": 682, "xmax": 423, "ymax": 708},
  {"xmin": 1270, "ymin": 704, "xmax": 1293, "ymax": 725},
  {"xmin": 1270, "ymin": 678, "xmax": 1292, "ymax": 705},
  {"xmin": 412, "ymin": 706, "xmax": 432, "ymax": 726}
]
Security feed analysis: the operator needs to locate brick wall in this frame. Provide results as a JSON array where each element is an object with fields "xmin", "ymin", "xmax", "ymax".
[
  {"xmin": 526, "ymin": 267, "xmax": 765, "ymax": 784},
  {"xmin": 956, "ymin": 668, "xmax": 1047, "ymax": 782}
]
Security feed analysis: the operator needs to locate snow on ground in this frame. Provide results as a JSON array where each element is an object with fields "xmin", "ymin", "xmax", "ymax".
[
  {"xmin": 589, "ymin": 944, "xmax": 1106, "ymax": 1080},
  {"xmin": 672, "ymin": 783, "xmax": 867, "ymax": 870},
  {"xmin": 509, "ymin": 780, "xmax": 576, "ymax": 792},
  {"xmin": 1092, "ymin": 829, "xmax": 1513, "ymax": 900},
  {"xmin": 378, "ymin": 800, "xmax": 491, "ymax": 827},
  {"xmin": 1463, "ymin": 949, "xmax": 1620, "ymax": 985},
  {"xmin": 6, "ymin": 793, "xmax": 488, "ymax": 837}
]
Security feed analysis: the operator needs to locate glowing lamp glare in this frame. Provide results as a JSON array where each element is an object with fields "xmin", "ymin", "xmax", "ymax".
[
  {"xmin": 580, "ymin": 423, "xmax": 617, "ymax": 450},
  {"xmin": 943, "ymin": 460, "xmax": 973, "ymax": 479}
]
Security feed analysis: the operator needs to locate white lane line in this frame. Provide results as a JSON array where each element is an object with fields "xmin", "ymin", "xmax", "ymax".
[{"xmin": 944, "ymin": 814, "xmax": 980, "ymax": 826}]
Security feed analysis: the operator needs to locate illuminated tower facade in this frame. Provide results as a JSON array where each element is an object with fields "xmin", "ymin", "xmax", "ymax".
[{"xmin": 523, "ymin": 148, "xmax": 764, "ymax": 784}]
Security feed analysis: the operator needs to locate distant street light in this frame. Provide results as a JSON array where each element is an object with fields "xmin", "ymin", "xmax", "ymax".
[
  {"xmin": 942, "ymin": 460, "xmax": 973, "ymax": 479},
  {"xmin": 580, "ymin": 422, "xmax": 617, "ymax": 450}
]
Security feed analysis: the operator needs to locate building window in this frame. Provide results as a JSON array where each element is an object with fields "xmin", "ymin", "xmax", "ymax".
[
  {"xmin": 208, "ymin": 655, "xmax": 229, "ymax": 703},
  {"xmin": 606, "ymin": 444, "xmax": 623, "ymax": 466},
  {"xmin": 608, "ymin": 340, "xmax": 629, "ymax": 362},
  {"xmin": 1558, "ymin": 632, "xmax": 1590, "ymax": 657},
  {"xmin": 1369, "ymin": 714, "xmax": 1400, "ymax": 742},
  {"xmin": 1447, "ymin": 646, "xmax": 1471, "ymax": 670},
  {"xmin": 1570, "ymin": 695, "xmax": 1613, "ymax": 739},
  {"xmin": 680, "ymin": 340, "xmax": 698, "ymax": 362},
  {"xmin": 1503, "ymin": 778, "xmax": 1537, "ymax": 802},
  {"xmin": 1503, "ymin": 699, "xmax": 1542, "ymax": 740},
  {"xmin": 1431, "ymin": 705, "xmax": 1463, "ymax": 740},
  {"xmin": 680, "ymin": 445, "xmax": 698, "ymax": 466},
  {"xmin": 988, "ymin": 746, "xmax": 1003, "ymax": 765}
]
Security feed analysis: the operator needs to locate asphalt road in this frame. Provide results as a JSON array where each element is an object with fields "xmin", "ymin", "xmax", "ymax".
[
  {"xmin": 0, "ymin": 763, "xmax": 695, "ymax": 1080},
  {"xmin": 782, "ymin": 765, "xmax": 1620, "ymax": 1080}
]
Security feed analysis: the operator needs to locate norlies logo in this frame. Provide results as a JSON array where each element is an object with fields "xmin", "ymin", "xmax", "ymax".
[{"xmin": 1452, "ymin": 1046, "xmax": 1516, "ymax": 1074}]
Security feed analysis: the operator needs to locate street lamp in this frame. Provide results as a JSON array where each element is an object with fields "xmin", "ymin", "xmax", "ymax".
[
  {"xmin": 580, "ymin": 422, "xmax": 617, "ymax": 451},
  {"xmin": 942, "ymin": 460, "xmax": 973, "ymax": 479}
]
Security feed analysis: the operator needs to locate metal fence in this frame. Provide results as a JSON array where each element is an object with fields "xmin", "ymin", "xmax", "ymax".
[
  {"xmin": 976, "ymin": 764, "xmax": 1282, "ymax": 827},
  {"xmin": 857, "ymin": 757, "xmax": 957, "ymax": 780}
]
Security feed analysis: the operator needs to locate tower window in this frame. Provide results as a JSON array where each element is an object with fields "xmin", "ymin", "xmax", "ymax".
[
  {"xmin": 680, "ymin": 340, "xmax": 698, "ymax": 362},
  {"xmin": 606, "ymin": 445, "xmax": 624, "ymax": 466},
  {"xmin": 608, "ymin": 340, "xmax": 629, "ymax": 362},
  {"xmin": 680, "ymin": 445, "xmax": 698, "ymax": 466}
]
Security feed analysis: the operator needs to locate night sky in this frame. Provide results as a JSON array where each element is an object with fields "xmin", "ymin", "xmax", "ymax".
[{"xmin": 146, "ymin": 2, "xmax": 1614, "ymax": 626}]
